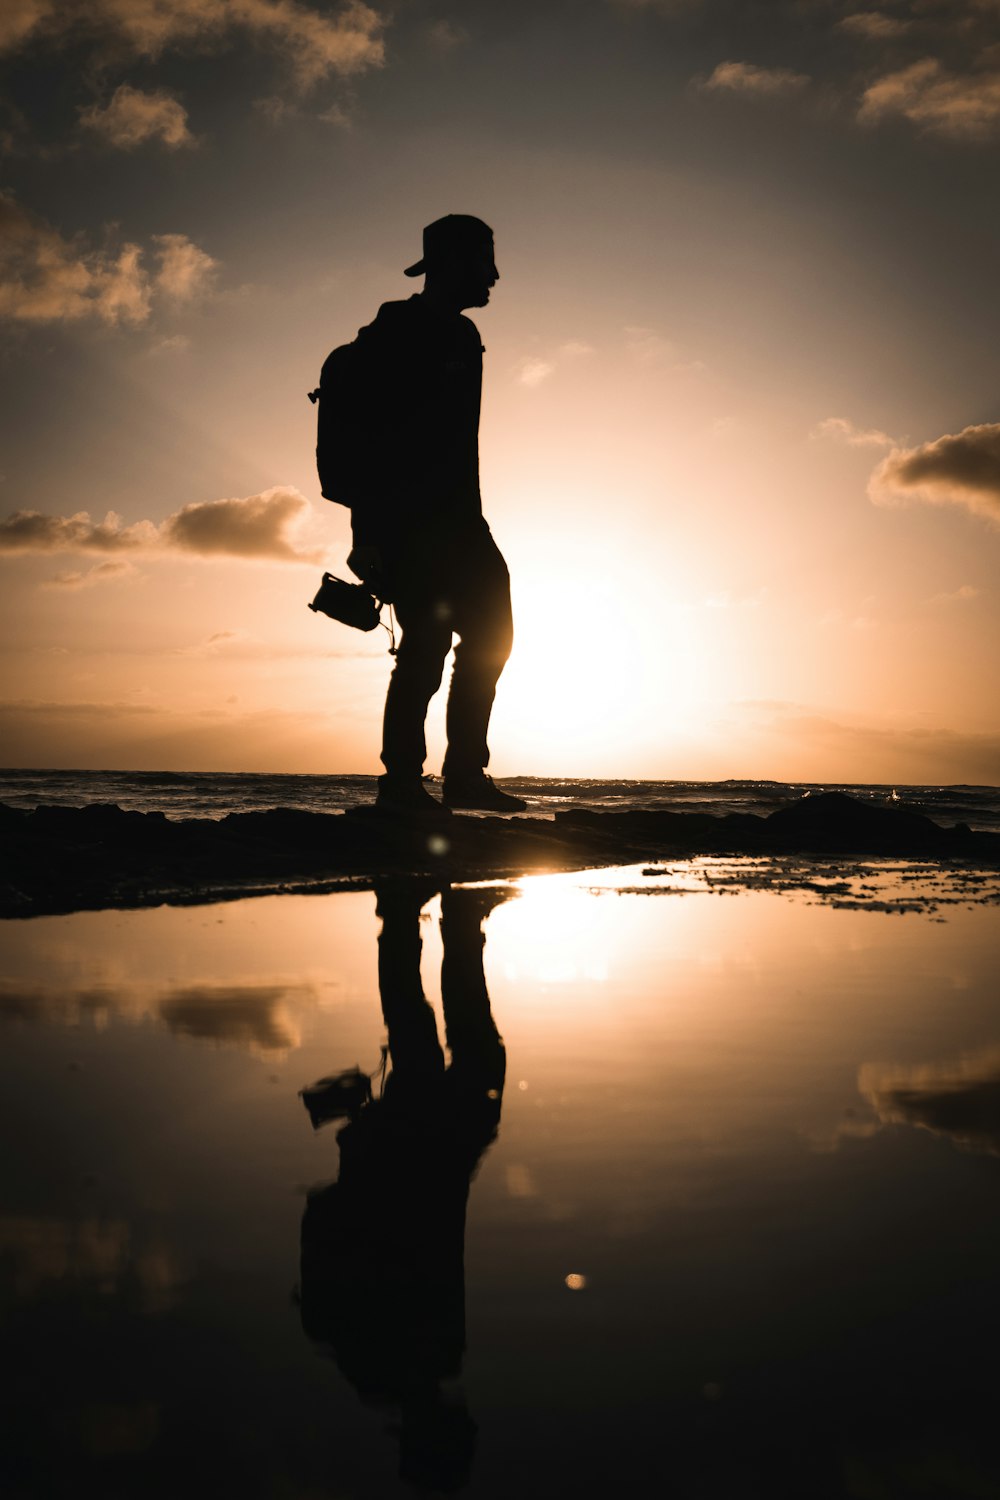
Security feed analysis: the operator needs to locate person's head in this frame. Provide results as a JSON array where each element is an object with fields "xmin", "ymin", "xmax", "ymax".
[{"xmin": 404, "ymin": 214, "xmax": 499, "ymax": 310}]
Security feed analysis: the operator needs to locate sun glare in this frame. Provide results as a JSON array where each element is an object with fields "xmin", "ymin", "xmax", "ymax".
[{"xmin": 498, "ymin": 542, "xmax": 705, "ymax": 770}]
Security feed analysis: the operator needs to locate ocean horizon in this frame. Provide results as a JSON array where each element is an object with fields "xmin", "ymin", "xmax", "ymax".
[{"xmin": 2, "ymin": 767, "xmax": 998, "ymax": 832}]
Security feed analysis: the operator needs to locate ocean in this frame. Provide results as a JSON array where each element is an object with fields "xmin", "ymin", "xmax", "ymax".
[{"xmin": 1, "ymin": 768, "xmax": 998, "ymax": 831}]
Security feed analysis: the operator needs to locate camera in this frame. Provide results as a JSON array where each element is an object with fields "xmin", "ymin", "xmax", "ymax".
[{"xmin": 308, "ymin": 572, "xmax": 382, "ymax": 632}]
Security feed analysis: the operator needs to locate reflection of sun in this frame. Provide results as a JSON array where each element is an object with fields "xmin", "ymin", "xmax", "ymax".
[{"xmin": 497, "ymin": 542, "xmax": 704, "ymax": 770}]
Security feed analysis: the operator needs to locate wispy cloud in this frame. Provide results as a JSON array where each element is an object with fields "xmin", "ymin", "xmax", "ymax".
[
  {"xmin": 701, "ymin": 60, "xmax": 810, "ymax": 97},
  {"xmin": 514, "ymin": 341, "xmax": 594, "ymax": 388},
  {"xmin": 859, "ymin": 58, "xmax": 1000, "ymax": 139},
  {"xmin": 0, "ymin": 487, "xmax": 323, "ymax": 564},
  {"xmin": 80, "ymin": 84, "xmax": 194, "ymax": 149},
  {"xmin": 811, "ymin": 416, "xmax": 895, "ymax": 448},
  {"xmin": 0, "ymin": 193, "xmax": 216, "ymax": 325},
  {"xmin": 43, "ymin": 560, "xmax": 139, "ymax": 589},
  {"xmin": 837, "ymin": 12, "xmax": 911, "ymax": 42},
  {"xmin": 868, "ymin": 422, "xmax": 1000, "ymax": 523},
  {"xmin": 929, "ymin": 583, "xmax": 980, "ymax": 604}
]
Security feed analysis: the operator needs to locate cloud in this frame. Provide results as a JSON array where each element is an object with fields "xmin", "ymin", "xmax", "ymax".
[
  {"xmin": 80, "ymin": 84, "xmax": 194, "ymax": 148},
  {"xmin": 0, "ymin": 486, "xmax": 323, "ymax": 564},
  {"xmin": 154, "ymin": 233, "xmax": 216, "ymax": 299},
  {"xmin": 0, "ymin": 193, "xmax": 216, "ymax": 325},
  {"xmin": 0, "ymin": 0, "xmax": 53, "ymax": 52},
  {"xmin": 0, "ymin": 0, "xmax": 386, "ymax": 89},
  {"xmin": 426, "ymin": 19, "xmax": 467, "ymax": 54},
  {"xmin": 43, "ymin": 560, "xmax": 138, "ymax": 589},
  {"xmin": 515, "ymin": 356, "xmax": 555, "ymax": 387},
  {"xmin": 811, "ymin": 415, "xmax": 895, "ymax": 448},
  {"xmin": 868, "ymin": 422, "xmax": 1000, "ymax": 522},
  {"xmin": 859, "ymin": 1047, "xmax": 1000, "ymax": 1157},
  {"xmin": 837, "ymin": 12, "xmax": 911, "ymax": 42},
  {"xmin": 159, "ymin": 984, "xmax": 302, "ymax": 1052},
  {"xmin": 929, "ymin": 583, "xmax": 980, "ymax": 604},
  {"xmin": 624, "ymin": 324, "xmax": 676, "ymax": 363},
  {"xmin": 859, "ymin": 58, "xmax": 1000, "ymax": 139},
  {"xmin": 702, "ymin": 60, "xmax": 810, "ymax": 96}
]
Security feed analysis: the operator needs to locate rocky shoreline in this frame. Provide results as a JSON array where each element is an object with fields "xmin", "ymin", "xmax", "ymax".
[{"xmin": 2, "ymin": 790, "xmax": 998, "ymax": 918}]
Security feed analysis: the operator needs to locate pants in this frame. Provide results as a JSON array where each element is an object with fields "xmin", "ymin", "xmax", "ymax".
[{"xmin": 380, "ymin": 523, "xmax": 513, "ymax": 780}]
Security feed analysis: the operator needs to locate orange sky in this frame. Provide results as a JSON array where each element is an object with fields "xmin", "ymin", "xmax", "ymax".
[{"xmin": 1, "ymin": 1, "xmax": 998, "ymax": 782}]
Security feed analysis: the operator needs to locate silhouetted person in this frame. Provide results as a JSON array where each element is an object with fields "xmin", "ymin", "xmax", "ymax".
[
  {"xmin": 345, "ymin": 215, "xmax": 526, "ymax": 814},
  {"xmin": 299, "ymin": 882, "xmax": 511, "ymax": 1493}
]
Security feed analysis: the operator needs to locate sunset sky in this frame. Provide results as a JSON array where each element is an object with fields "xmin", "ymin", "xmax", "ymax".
[{"xmin": 2, "ymin": 0, "xmax": 998, "ymax": 782}]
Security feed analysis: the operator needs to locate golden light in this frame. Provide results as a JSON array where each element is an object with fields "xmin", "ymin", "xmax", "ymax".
[{"xmin": 497, "ymin": 532, "xmax": 707, "ymax": 772}]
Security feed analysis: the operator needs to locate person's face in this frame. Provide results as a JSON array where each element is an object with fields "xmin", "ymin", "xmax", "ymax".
[{"xmin": 444, "ymin": 242, "xmax": 499, "ymax": 309}]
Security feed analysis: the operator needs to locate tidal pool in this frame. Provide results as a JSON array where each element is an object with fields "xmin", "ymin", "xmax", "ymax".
[{"xmin": 2, "ymin": 866, "xmax": 999, "ymax": 1498}]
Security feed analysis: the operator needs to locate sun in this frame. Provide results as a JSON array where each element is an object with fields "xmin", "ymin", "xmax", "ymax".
[{"xmin": 494, "ymin": 537, "xmax": 706, "ymax": 773}]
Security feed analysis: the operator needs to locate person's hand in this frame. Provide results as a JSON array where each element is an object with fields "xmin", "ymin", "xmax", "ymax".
[{"xmin": 347, "ymin": 544, "xmax": 385, "ymax": 593}]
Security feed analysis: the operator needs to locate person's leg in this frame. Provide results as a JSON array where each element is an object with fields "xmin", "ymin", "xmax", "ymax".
[
  {"xmin": 441, "ymin": 531, "xmax": 513, "ymax": 780},
  {"xmin": 381, "ymin": 592, "xmax": 454, "ymax": 780}
]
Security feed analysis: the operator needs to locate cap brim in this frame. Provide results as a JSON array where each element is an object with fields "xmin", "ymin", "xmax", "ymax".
[{"xmin": 403, "ymin": 259, "xmax": 425, "ymax": 278}]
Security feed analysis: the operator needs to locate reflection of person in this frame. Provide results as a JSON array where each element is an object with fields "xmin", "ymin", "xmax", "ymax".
[
  {"xmin": 299, "ymin": 882, "xmax": 510, "ymax": 1494},
  {"xmin": 345, "ymin": 215, "xmax": 526, "ymax": 815}
]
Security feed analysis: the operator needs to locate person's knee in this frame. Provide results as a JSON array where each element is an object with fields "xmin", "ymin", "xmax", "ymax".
[{"xmin": 393, "ymin": 632, "xmax": 452, "ymax": 693}]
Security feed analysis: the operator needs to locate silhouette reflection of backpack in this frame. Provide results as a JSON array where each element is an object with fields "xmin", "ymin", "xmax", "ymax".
[{"xmin": 308, "ymin": 341, "xmax": 366, "ymax": 507}]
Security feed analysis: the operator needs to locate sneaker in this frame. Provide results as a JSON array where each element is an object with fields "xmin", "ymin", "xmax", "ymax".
[
  {"xmin": 375, "ymin": 775, "xmax": 445, "ymax": 814},
  {"xmin": 442, "ymin": 774, "xmax": 527, "ymax": 813}
]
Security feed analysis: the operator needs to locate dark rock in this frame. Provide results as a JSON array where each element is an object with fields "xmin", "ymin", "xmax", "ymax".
[{"xmin": 0, "ymin": 791, "xmax": 996, "ymax": 918}]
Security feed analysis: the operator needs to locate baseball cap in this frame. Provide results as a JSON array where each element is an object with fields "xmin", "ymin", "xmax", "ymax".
[{"xmin": 403, "ymin": 214, "xmax": 495, "ymax": 277}]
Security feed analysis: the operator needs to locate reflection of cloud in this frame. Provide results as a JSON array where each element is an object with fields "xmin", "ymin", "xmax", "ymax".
[
  {"xmin": 702, "ymin": 60, "xmax": 809, "ymax": 96},
  {"xmin": 868, "ymin": 422, "xmax": 1000, "ymax": 523},
  {"xmin": 0, "ymin": 192, "xmax": 215, "ymax": 325},
  {"xmin": 80, "ymin": 85, "xmax": 194, "ymax": 149},
  {"xmin": 0, "ymin": 0, "xmax": 386, "ymax": 88},
  {"xmin": 0, "ymin": 486, "xmax": 322, "ymax": 564},
  {"xmin": 0, "ymin": 1213, "xmax": 180, "ymax": 1309},
  {"xmin": 811, "ymin": 415, "xmax": 894, "ymax": 449},
  {"xmin": 158, "ymin": 985, "xmax": 302, "ymax": 1053},
  {"xmin": 860, "ymin": 59, "xmax": 1000, "ymax": 139},
  {"xmin": 0, "ymin": 978, "xmax": 313, "ymax": 1055},
  {"xmin": 860, "ymin": 1047, "xmax": 1000, "ymax": 1157}
]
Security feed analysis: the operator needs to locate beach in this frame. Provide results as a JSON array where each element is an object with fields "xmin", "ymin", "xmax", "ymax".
[{"xmin": 2, "ymin": 864, "xmax": 999, "ymax": 1497}]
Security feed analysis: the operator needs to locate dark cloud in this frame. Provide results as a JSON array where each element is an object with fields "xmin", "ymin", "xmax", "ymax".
[
  {"xmin": 838, "ymin": 11, "xmax": 912, "ymax": 42},
  {"xmin": 860, "ymin": 1048, "xmax": 1000, "ymax": 1157},
  {"xmin": 859, "ymin": 58, "xmax": 1000, "ymax": 139},
  {"xmin": 161, "ymin": 487, "xmax": 323, "ymax": 562},
  {"xmin": 159, "ymin": 984, "xmax": 302, "ymax": 1052},
  {"xmin": 0, "ymin": 193, "xmax": 215, "ymax": 324},
  {"xmin": 0, "ymin": 486, "xmax": 323, "ymax": 563},
  {"xmin": 868, "ymin": 422, "xmax": 1000, "ymax": 522},
  {"xmin": 701, "ymin": 60, "xmax": 810, "ymax": 96},
  {"xmin": 79, "ymin": 84, "xmax": 194, "ymax": 149},
  {"xmin": 0, "ymin": 0, "xmax": 386, "ymax": 89}
]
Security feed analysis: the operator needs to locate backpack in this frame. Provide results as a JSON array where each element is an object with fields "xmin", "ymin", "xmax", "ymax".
[{"xmin": 308, "ymin": 340, "xmax": 363, "ymax": 507}]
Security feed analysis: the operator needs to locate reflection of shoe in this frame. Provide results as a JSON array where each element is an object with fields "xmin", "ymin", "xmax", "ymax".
[
  {"xmin": 375, "ymin": 775, "xmax": 444, "ymax": 814},
  {"xmin": 443, "ymin": 774, "xmax": 527, "ymax": 813}
]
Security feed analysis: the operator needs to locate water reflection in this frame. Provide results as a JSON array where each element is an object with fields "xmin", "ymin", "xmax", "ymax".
[
  {"xmin": 860, "ymin": 1046, "xmax": 1000, "ymax": 1157},
  {"xmin": 299, "ymin": 882, "xmax": 510, "ymax": 1493}
]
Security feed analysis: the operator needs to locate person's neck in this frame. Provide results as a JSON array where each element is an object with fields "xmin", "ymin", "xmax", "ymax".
[{"xmin": 420, "ymin": 281, "xmax": 464, "ymax": 316}]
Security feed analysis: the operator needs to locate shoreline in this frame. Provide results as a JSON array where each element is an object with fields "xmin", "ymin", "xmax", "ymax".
[{"xmin": 3, "ymin": 790, "xmax": 999, "ymax": 919}]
